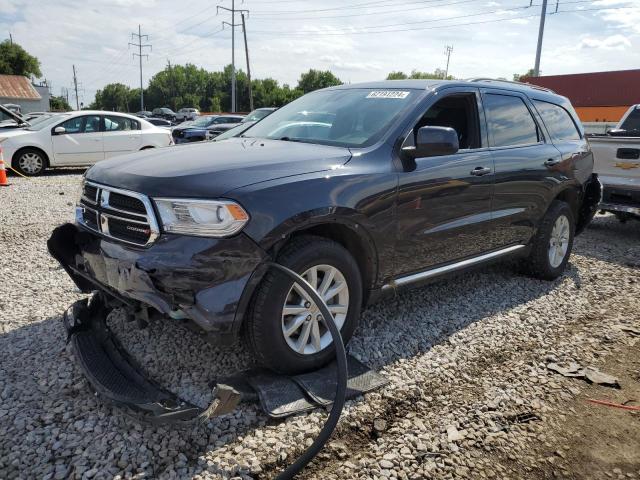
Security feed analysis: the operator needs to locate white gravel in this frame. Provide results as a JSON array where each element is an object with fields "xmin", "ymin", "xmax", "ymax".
[{"xmin": 1, "ymin": 172, "xmax": 639, "ymax": 479}]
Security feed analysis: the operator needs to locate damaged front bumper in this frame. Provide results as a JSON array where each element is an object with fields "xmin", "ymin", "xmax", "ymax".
[
  {"xmin": 48, "ymin": 222, "xmax": 268, "ymax": 344},
  {"xmin": 63, "ymin": 295, "xmax": 240, "ymax": 423}
]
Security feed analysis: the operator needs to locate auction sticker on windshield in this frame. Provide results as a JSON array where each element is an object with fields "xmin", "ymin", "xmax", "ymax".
[{"xmin": 366, "ymin": 91, "xmax": 410, "ymax": 99}]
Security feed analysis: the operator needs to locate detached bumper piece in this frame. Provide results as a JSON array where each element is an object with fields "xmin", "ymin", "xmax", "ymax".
[
  {"xmin": 221, "ymin": 356, "xmax": 389, "ymax": 418},
  {"xmin": 64, "ymin": 295, "xmax": 240, "ymax": 425}
]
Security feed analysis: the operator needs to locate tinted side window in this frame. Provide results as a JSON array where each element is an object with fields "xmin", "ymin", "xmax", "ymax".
[
  {"xmin": 533, "ymin": 100, "xmax": 580, "ymax": 141},
  {"xmin": 620, "ymin": 108, "xmax": 640, "ymax": 132},
  {"xmin": 104, "ymin": 116, "xmax": 140, "ymax": 131},
  {"xmin": 484, "ymin": 94, "xmax": 539, "ymax": 147}
]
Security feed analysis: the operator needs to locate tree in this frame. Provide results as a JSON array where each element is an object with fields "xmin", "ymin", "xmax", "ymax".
[
  {"xmin": 91, "ymin": 83, "xmax": 133, "ymax": 111},
  {"xmin": 386, "ymin": 69, "xmax": 454, "ymax": 80},
  {"xmin": 513, "ymin": 69, "xmax": 536, "ymax": 81},
  {"xmin": 0, "ymin": 40, "xmax": 42, "ymax": 78},
  {"xmin": 50, "ymin": 95, "xmax": 71, "ymax": 112},
  {"xmin": 296, "ymin": 69, "xmax": 341, "ymax": 94},
  {"xmin": 386, "ymin": 71, "xmax": 408, "ymax": 80}
]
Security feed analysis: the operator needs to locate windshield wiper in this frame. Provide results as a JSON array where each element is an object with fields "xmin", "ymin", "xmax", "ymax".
[{"xmin": 278, "ymin": 136, "xmax": 303, "ymax": 142}]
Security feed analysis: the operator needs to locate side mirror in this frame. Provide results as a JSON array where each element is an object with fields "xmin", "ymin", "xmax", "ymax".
[
  {"xmin": 54, "ymin": 126, "xmax": 66, "ymax": 135},
  {"xmin": 403, "ymin": 126, "xmax": 459, "ymax": 158}
]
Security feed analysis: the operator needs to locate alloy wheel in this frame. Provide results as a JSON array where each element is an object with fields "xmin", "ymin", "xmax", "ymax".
[
  {"xmin": 281, "ymin": 264, "xmax": 349, "ymax": 355},
  {"xmin": 18, "ymin": 152, "xmax": 44, "ymax": 175},
  {"xmin": 548, "ymin": 215, "xmax": 570, "ymax": 268}
]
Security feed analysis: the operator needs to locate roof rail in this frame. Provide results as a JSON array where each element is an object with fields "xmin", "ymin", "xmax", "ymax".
[{"xmin": 465, "ymin": 77, "xmax": 555, "ymax": 93}]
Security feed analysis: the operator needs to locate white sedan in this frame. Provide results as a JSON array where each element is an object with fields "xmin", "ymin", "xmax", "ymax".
[{"xmin": 0, "ymin": 110, "xmax": 173, "ymax": 176}]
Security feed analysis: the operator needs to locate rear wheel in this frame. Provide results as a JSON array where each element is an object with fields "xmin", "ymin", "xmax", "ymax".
[
  {"xmin": 522, "ymin": 201, "xmax": 574, "ymax": 280},
  {"xmin": 14, "ymin": 148, "xmax": 46, "ymax": 176},
  {"xmin": 247, "ymin": 236, "xmax": 362, "ymax": 374}
]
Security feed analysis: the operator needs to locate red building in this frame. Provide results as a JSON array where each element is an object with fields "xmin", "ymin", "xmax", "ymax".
[{"xmin": 524, "ymin": 69, "xmax": 640, "ymax": 123}]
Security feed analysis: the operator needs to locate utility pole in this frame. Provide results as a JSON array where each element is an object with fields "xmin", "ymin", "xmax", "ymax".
[
  {"xmin": 444, "ymin": 45, "xmax": 453, "ymax": 79},
  {"xmin": 241, "ymin": 13, "xmax": 253, "ymax": 111},
  {"xmin": 218, "ymin": 1, "xmax": 249, "ymax": 113},
  {"xmin": 129, "ymin": 25, "xmax": 152, "ymax": 111},
  {"xmin": 9, "ymin": 33, "xmax": 12, "ymax": 45},
  {"xmin": 533, "ymin": 0, "xmax": 548, "ymax": 77},
  {"xmin": 72, "ymin": 65, "xmax": 79, "ymax": 110}
]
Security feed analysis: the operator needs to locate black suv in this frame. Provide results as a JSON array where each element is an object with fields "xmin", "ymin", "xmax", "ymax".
[
  {"xmin": 151, "ymin": 107, "xmax": 177, "ymax": 121},
  {"xmin": 50, "ymin": 79, "xmax": 600, "ymax": 374}
]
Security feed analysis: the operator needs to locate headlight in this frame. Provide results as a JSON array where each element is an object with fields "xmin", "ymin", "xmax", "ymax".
[{"xmin": 154, "ymin": 198, "xmax": 249, "ymax": 237}]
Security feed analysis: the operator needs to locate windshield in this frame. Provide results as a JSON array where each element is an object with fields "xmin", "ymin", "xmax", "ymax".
[
  {"xmin": 27, "ymin": 113, "xmax": 71, "ymax": 131},
  {"xmin": 242, "ymin": 88, "xmax": 416, "ymax": 148},
  {"xmin": 620, "ymin": 107, "xmax": 640, "ymax": 133},
  {"xmin": 243, "ymin": 109, "xmax": 273, "ymax": 123}
]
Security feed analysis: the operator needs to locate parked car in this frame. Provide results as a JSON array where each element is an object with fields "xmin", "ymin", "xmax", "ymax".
[
  {"xmin": 588, "ymin": 104, "xmax": 640, "ymax": 221},
  {"xmin": 50, "ymin": 79, "xmax": 600, "ymax": 375},
  {"xmin": 205, "ymin": 114, "xmax": 246, "ymax": 137},
  {"xmin": 152, "ymin": 107, "xmax": 177, "ymax": 121},
  {"xmin": 0, "ymin": 107, "xmax": 173, "ymax": 176},
  {"xmin": 175, "ymin": 107, "xmax": 200, "ymax": 122},
  {"xmin": 172, "ymin": 115, "xmax": 245, "ymax": 143},
  {"xmin": 135, "ymin": 111, "xmax": 153, "ymax": 118},
  {"xmin": 241, "ymin": 107, "xmax": 277, "ymax": 123}
]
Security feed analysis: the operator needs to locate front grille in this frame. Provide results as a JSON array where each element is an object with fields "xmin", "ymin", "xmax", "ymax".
[
  {"xmin": 77, "ymin": 181, "xmax": 159, "ymax": 247},
  {"xmin": 109, "ymin": 192, "xmax": 146, "ymax": 214},
  {"xmin": 83, "ymin": 184, "xmax": 98, "ymax": 204}
]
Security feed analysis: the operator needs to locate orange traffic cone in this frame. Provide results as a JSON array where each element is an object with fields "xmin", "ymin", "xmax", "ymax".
[{"xmin": 0, "ymin": 146, "xmax": 9, "ymax": 186}]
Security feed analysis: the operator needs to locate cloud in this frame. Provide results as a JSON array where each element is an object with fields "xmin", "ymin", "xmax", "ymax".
[
  {"xmin": 2, "ymin": 0, "xmax": 640, "ymax": 104},
  {"xmin": 579, "ymin": 34, "xmax": 632, "ymax": 49}
]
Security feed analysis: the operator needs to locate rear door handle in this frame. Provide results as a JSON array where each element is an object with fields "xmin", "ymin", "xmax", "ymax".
[
  {"xmin": 544, "ymin": 158, "xmax": 560, "ymax": 166},
  {"xmin": 470, "ymin": 166, "xmax": 492, "ymax": 176}
]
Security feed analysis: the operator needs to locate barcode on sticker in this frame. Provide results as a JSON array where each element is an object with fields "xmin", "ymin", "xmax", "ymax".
[{"xmin": 366, "ymin": 91, "xmax": 410, "ymax": 99}]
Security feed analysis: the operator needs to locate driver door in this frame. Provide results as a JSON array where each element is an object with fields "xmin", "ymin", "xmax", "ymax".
[{"xmin": 51, "ymin": 115, "xmax": 104, "ymax": 165}]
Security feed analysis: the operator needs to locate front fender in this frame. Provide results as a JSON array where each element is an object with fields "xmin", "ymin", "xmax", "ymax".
[{"xmin": 227, "ymin": 168, "xmax": 399, "ymax": 288}]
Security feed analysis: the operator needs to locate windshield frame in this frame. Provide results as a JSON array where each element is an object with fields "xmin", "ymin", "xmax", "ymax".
[{"xmin": 240, "ymin": 88, "xmax": 420, "ymax": 149}]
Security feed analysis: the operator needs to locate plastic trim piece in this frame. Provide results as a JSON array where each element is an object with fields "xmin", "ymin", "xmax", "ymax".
[{"xmin": 383, "ymin": 244, "xmax": 526, "ymax": 289}]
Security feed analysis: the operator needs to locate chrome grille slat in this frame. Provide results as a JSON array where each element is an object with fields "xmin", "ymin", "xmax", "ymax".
[{"xmin": 76, "ymin": 181, "xmax": 159, "ymax": 247}]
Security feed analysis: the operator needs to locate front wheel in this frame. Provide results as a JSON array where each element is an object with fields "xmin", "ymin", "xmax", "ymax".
[
  {"xmin": 522, "ymin": 200, "xmax": 575, "ymax": 280},
  {"xmin": 14, "ymin": 148, "xmax": 46, "ymax": 176},
  {"xmin": 247, "ymin": 236, "xmax": 362, "ymax": 374}
]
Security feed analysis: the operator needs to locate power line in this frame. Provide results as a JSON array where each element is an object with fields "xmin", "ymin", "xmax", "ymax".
[
  {"xmin": 248, "ymin": 4, "xmax": 638, "ymax": 36},
  {"xmin": 72, "ymin": 65, "xmax": 80, "ymax": 110},
  {"xmin": 129, "ymin": 25, "xmax": 152, "ymax": 111},
  {"xmin": 444, "ymin": 45, "xmax": 453, "ymax": 78},
  {"xmin": 534, "ymin": 0, "xmax": 547, "ymax": 76}
]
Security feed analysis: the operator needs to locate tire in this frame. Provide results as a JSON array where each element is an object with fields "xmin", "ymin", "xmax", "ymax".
[
  {"xmin": 247, "ymin": 235, "xmax": 362, "ymax": 374},
  {"xmin": 522, "ymin": 201, "xmax": 575, "ymax": 280},
  {"xmin": 13, "ymin": 148, "xmax": 46, "ymax": 176}
]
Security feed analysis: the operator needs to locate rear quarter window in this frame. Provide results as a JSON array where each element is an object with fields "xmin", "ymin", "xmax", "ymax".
[{"xmin": 533, "ymin": 100, "xmax": 581, "ymax": 141}]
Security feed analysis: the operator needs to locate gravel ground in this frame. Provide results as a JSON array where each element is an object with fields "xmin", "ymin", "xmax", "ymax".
[{"xmin": 1, "ymin": 172, "xmax": 639, "ymax": 479}]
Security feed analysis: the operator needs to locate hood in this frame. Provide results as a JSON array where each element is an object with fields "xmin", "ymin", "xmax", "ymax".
[
  {"xmin": 86, "ymin": 137, "xmax": 352, "ymax": 198},
  {"xmin": 0, "ymin": 128, "xmax": 32, "ymax": 139}
]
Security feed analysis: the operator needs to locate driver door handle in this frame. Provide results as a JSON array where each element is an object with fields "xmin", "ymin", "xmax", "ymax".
[
  {"xmin": 470, "ymin": 166, "xmax": 492, "ymax": 176},
  {"xmin": 544, "ymin": 158, "xmax": 560, "ymax": 166}
]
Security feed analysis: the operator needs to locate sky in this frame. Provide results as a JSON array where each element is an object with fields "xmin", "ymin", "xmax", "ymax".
[{"xmin": 1, "ymin": 0, "xmax": 639, "ymax": 106}]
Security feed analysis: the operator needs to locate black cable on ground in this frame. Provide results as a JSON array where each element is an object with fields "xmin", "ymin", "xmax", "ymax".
[{"xmin": 267, "ymin": 262, "xmax": 348, "ymax": 480}]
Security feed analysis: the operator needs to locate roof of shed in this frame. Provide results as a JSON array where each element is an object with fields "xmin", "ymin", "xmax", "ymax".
[{"xmin": 0, "ymin": 74, "xmax": 41, "ymax": 100}]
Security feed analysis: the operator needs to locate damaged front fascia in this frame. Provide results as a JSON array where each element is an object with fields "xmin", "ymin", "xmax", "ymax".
[
  {"xmin": 63, "ymin": 295, "xmax": 240, "ymax": 424},
  {"xmin": 48, "ymin": 223, "xmax": 268, "ymax": 342}
]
